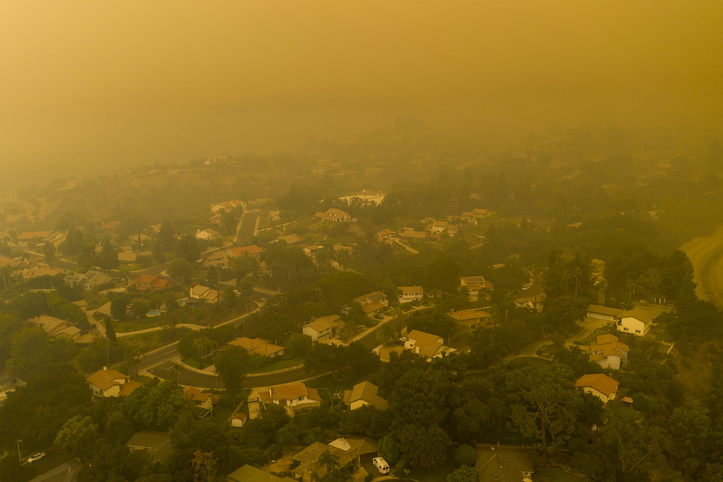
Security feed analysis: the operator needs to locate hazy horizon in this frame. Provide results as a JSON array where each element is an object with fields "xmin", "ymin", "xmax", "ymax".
[{"xmin": 1, "ymin": 0, "xmax": 722, "ymax": 190}]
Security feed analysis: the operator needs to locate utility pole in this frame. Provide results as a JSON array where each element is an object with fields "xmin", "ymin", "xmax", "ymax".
[{"xmin": 17, "ymin": 439, "xmax": 22, "ymax": 462}]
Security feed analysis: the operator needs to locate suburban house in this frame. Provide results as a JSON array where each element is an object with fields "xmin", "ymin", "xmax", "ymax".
[
  {"xmin": 229, "ymin": 412, "xmax": 247, "ymax": 428},
  {"xmin": 277, "ymin": 234, "xmax": 304, "ymax": 245},
  {"xmin": 616, "ymin": 308, "xmax": 656, "ymax": 336},
  {"xmin": 126, "ymin": 431, "xmax": 173, "ymax": 463},
  {"xmin": 257, "ymin": 383, "xmax": 322, "ymax": 414},
  {"xmin": 476, "ymin": 447, "xmax": 534, "ymax": 482},
  {"xmin": 195, "ymin": 229, "xmax": 223, "ymax": 240},
  {"xmin": 16, "ymin": 231, "xmax": 54, "ymax": 243},
  {"xmin": 135, "ymin": 275, "xmax": 172, "ymax": 292},
  {"xmin": 376, "ymin": 229, "xmax": 394, "ymax": 241},
  {"xmin": 649, "ymin": 292, "xmax": 668, "ymax": 305},
  {"xmin": 29, "ymin": 315, "xmax": 82, "ymax": 341},
  {"xmin": 202, "ymin": 251, "xmax": 228, "ymax": 268},
  {"xmin": 514, "ymin": 294, "xmax": 544, "ymax": 312},
  {"xmin": 342, "ymin": 381, "xmax": 389, "ymax": 411},
  {"xmin": 228, "ymin": 337, "xmax": 285, "ymax": 358},
  {"xmin": 64, "ymin": 270, "xmax": 113, "ymax": 290},
  {"xmin": 314, "ymin": 208, "xmax": 350, "ymax": 222},
  {"xmin": 291, "ymin": 438, "xmax": 378, "ymax": 482},
  {"xmin": 586, "ymin": 304, "xmax": 623, "ymax": 321},
  {"xmin": 86, "ymin": 368, "xmax": 141, "ymax": 398},
  {"xmin": 589, "ymin": 334, "xmax": 629, "ymax": 370},
  {"xmin": 354, "ymin": 291, "xmax": 388, "ymax": 314},
  {"xmin": 189, "ymin": 284, "xmax": 220, "ymax": 303},
  {"xmin": 397, "ymin": 286, "xmax": 424, "ymax": 304},
  {"xmin": 183, "ymin": 387, "xmax": 220, "ymax": 418},
  {"xmin": 228, "ymin": 464, "xmax": 297, "ymax": 482},
  {"xmin": 303, "ymin": 315, "xmax": 344, "ymax": 342},
  {"xmin": 576, "ymin": 373, "xmax": 620, "ymax": 403},
  {"xmin": 460, "ymin": 275, "xmax": 494, "ymax": 295},
  {"xmin": 447, "ymin": 308, "xmax": 492, "ymax": 331},
  {"xmin": 227, "ymin": 245, "xmax": 263, "ymax": 258},
  {"xmin": 101, "ymin": 221, "xmax": 121, "ymax": 230},
  {"xmin": 117, "ymin": 252, "xmax": 137, "ymax": 265},
  {"xmin": 427, "ymin": 220, "xmax": 449, "ymax": 234},
  {"xmin": 303, "ymin": 245, "xmax": 324, "ymax": 257},
  {"xmin": 404, "ymin": 329, "xmax": 455, "ymax": 360},
  {"xmin": 210, "ymin": 200, "xmax": 244, "ymax": 213},
  {"xmin": 399, "ymin": 230, "xmax": 428, "ymax": 241}
]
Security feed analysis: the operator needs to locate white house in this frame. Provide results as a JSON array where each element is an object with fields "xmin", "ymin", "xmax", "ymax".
[
  {"xmin": 86, "ymin": 368, "xmax": 141, "ymax": 398},
  {"xmin": 397, "ymin": 286, "xmax": 424, "ymax": 304},
  {"xmin": 257, "ymin": 383, "xmax": 322, "ymax": 413},
  {"xmin": 616, "ymin": 309, "xmax": 655, "ymax": 336},
  {"xmin": 314, "ymin": 208, "xmax": 350, "ymax": 222},
  {"xmin": 303, "ymin": 315, "xmax": 342, "ymax": 342},
  {"xmin": 589, "ymin": 334, "xmax": 629, "ymax": 370},
  {"xmin": 576, "ymin": 373, "xmax": 620, "ymax": 403},
  {"xmin": 460, "ymin": 275, "xmax": 493, "ymax": 295}
]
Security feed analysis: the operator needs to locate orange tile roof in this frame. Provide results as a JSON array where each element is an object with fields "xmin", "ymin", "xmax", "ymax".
[
  {"xmin": 86, "ymin": 369, "xmax": 129, "ymax": 391},
  {"xmin": 576, "ymin": 374, "xmax": 620, "ymax": 397}
]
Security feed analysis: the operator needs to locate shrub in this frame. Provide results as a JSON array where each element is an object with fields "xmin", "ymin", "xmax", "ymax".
[{"xmin": 454, "ymin": 444, "xmax": 477, "ymax": 466}]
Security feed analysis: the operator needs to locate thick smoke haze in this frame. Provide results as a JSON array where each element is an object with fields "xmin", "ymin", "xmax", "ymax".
[{"xmin": 1, "ymin": 0, "xmax": 721, "ymax": 189}]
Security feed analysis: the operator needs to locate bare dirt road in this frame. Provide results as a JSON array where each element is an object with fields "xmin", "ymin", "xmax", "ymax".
[{"xmin": 681, "ymin": 226, "xmax": 723, "ymax": 307}]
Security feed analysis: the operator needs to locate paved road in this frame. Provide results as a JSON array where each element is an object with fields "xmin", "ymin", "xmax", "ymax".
[
  {"xmin": 237, "ymin": 211, "xmax": 262, "ymax": 245},
  {"xmin": 148, "ymin": 362, "xmax": 309, "ymax": 389}
]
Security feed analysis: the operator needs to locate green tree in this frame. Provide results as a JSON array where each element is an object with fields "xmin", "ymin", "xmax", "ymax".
[
  {"xmin": 0, "ymin": 364, "xmax": 92, "ymax": 450},
  {"xmin": 447, "ymin": 465, "xmax": 478, "ymax": 482},
  {"xmin": 6, "ymin": 326, "xmax": 49, "ymax": 378},
  {"xmin": 214, "ymin": 345, "xmax": 249, "ymax": 404},
  {"xmin": 285, "ymin": 333, "xmax": 313, "ymax": 358},
  {"xmin": 169, "ymin": 361, "xmax": 184, "ymax": 385},
  {"xmin": 54, "ymin": 415, "xmax": 99, "ymax": 461},
  {"xmin": 122, "ymin": 215, "xmax": 147, "ymax": 253},
  {"xmin": 105, "ymin": 318, "xmax": 117, "ymax": 342},
  {"xmin": 123, "ymin": 381, "xmax": 188, "ymax": 431},
  {"xmin": 43, "ymin": 242, "xmax": 56, "ymax": 263},
  {"xmin": 378, "ymin": 434, "xmax": 401, "ymax": 465},
  {"xmin": 110, "ymin": 298, "xmax": 127, "ymax": 321},
  {"xmin": 398, "ymin": 423, "xmax": 448, "ymax": 469},
  {"xmin": 376, "ymin": 323, "xmax": 396, "ymax": 345},
  {"xmin": 454, "ymin": 444, "xmax": 477, "ymax": 466},
  {"xmin": 98, "ymin": 239, "xmax": 118, "ymax": 272},
  {"xmin": 669, "ymin": 399, "xmax": 711, "ymax": 475},
  {"xmin": 275, "ymin": 423, "xmax": 301, "ymax": 447},
  {"xmin": 506, "ymin": 363, "xmax": 581, "ymax": 462},
  {"xmin": 168, "ymin": 257, "xmax": 195, "ymax": 283},
  {"xmin": 175, "ymin": 234, "xmax": 203, "ymax": 263}
]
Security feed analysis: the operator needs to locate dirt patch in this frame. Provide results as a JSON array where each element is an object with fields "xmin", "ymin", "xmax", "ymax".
[{"xmin": 681, "ymin": 226, "xmax": 723, "ymax": 306}]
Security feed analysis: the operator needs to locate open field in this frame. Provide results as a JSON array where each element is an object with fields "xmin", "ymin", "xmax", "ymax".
[{"xmin": 681, "ymin": 226, "xmax": 723, "ymax": 307}]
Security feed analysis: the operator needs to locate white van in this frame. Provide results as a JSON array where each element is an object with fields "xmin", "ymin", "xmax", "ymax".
[{"xmin": 373, "ymin": 457, "xmax": 390, "ymax": 474}]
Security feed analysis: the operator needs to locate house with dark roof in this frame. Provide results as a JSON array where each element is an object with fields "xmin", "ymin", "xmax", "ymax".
[
  {"xmin": 587, "ymin": 304, "xmax": 623, "ymax": 321},
  {"xmin": 460, "ymin": 275, "xmax": 494, "ymax": 295},
  {"xmin": 476, "ymin": 447, "xmax": 534, "ymax": 482},
  {"xmin": 127, "ymin": 431, "xmax": 173, "ymax": 463}
]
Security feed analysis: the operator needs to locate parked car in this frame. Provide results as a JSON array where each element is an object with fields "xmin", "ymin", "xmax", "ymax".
[
  {"xmin": 27, "ymin": 452, "xmax": 46, "ymax": 463},
  {"xmin": 373, "ymin": 457, "xmax": 390, "ymax": 474}
]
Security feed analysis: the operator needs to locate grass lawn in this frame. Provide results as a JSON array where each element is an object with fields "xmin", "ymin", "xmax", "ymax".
[
  {"xmin": 121, "ymin": 327, "xmax": 190, "ymax": 353},
  {"xmin": 210, "ymin": 406, "xmax": 234, "ymax": 425},
  {"xmin": 537, "ymin": 344, "xmax": 561, "ymax": 359},
  {"xmin": 182, "ymin": 356, "xmax": 212, "ymax": 369},
  {"xmin": 406, "ymin": 449, "xmax": 458, "ymax": 482},
  {"xmin": 248, "ymin": 357, "xmax": 303, "ymax": 374},
  {"xmin": 293, "ymin": 414, "xmax": 312, "ymax": 430},
  {"xmin": 115, "ymin": 316, "xmax": 169, "ymax": 333},
  {"xmin": 535, "ymin": 467, "xmax": 587, "ymax": 481}
]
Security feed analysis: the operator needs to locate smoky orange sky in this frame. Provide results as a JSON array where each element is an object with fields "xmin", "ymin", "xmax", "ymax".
[{"xmin": 1, "ymin": 0, "xmax": 722, "ymax": 188}]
